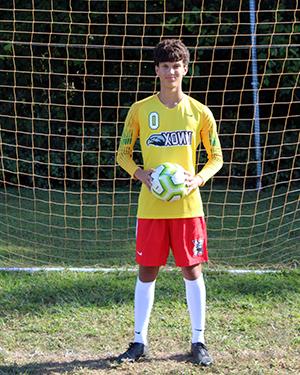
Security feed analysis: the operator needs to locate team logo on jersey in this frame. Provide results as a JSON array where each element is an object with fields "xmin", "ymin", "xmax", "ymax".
[
  {"xmin": 148, "ymin": 112, "xmax": 159, "ymax": 130},
  {"xmin": 192, "ymin": 239, "xmax": 204, "ymax": 256},
  {"xmin": 146, "ymin": 130, "xmax": 192, "ymax": 147}
]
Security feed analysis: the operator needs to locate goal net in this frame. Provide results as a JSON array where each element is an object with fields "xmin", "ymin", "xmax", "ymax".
[{"xmin": 0, "ymin": 1, "xmax": 299, "ymax": 269}]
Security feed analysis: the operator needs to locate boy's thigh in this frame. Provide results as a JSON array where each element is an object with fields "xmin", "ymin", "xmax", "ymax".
[
  {"xmin": 170, "ymin": 217, "xmax": 208, "ymax": 267},
  {"xmin": 136, "ymin": 219, "xmax": 170, "ymax": 266}
]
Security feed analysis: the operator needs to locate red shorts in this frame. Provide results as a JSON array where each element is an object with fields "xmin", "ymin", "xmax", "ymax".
[{"xmin": 135, "ymin": 217, "xmax": 208, "ymax": 267}]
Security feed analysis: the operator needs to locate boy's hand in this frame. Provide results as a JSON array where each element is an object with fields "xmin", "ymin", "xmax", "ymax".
[
  {"xmin": 184, "ymin": 171, "xmax": 204, "ymax": 194},
  {"xmin": 134, "ymin": 168, "xmax": 154, "ymax": 190}
]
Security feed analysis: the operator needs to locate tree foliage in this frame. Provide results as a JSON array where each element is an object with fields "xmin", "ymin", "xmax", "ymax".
[{"xmin": 0, "ymin": 0, "xmax": 298, "ymax": 190}]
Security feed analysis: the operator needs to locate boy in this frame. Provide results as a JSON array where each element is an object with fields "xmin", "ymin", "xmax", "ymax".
[{"xmin": 116, "ymin": 39, "xmax": 223, "ymax": 366}]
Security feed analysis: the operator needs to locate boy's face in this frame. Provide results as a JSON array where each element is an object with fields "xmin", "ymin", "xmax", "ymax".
[{"xmin": 155, "ymin": 60, "xmax": 188, "ymax": 89}]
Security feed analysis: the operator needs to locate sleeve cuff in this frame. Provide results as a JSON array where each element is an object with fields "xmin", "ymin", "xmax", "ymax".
[{"xmin": 196, "ymin": 172, "xmax": 206, "ymax": 187}]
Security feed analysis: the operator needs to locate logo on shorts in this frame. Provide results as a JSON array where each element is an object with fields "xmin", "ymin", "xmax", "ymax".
[
  {"xmin": 137, "ymin": 250, "xmax": 143, "ymax": 256},
  {"xmin": 192, "ymin": 239, "xmax": 204, "ymax": 256}
]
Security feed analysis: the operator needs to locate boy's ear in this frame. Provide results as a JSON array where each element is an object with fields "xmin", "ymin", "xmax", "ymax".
[{"xmin": 155, "ymin": 65, "xmax": 159, "ymax": 75}]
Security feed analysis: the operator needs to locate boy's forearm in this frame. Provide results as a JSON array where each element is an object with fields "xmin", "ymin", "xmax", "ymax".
[
  {"xmin": 197, "ymin": 152, "xmax": 223, "ymax": 185},
  {"xmin": 116, "ymin": 147, "xmax": 139, "ymax": 178}
]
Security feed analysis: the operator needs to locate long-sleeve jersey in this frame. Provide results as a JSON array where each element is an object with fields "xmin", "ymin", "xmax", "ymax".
[{"xmin": 117, "ymin": 93, "xmax": 223, "ymax": 219}]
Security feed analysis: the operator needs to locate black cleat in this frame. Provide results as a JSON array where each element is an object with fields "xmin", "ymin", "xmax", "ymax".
[
  {"xmin": 191, "ymin": 342, "xmax": 213, "ymax": 366},
  {"xmin": 117, "ymin": 342, "xmax": 148, "ymax": 363}
]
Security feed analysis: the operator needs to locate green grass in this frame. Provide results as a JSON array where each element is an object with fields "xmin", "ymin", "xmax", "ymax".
[
  {"xmin": 0, "ymin": 185, "xmax": 298, "ymax": 268},
  {"xmin": 0, "ymin": 269, "xmax": 299, "ymax": 374},
  {"xmin": 0, "ymin": 185, "xmax": 298, "ymax": 373}
]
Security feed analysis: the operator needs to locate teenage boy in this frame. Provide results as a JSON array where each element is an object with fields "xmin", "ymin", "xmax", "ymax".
[{"xmin": 116, "ymin": 39, "xmax": 223, "ymax": 366}]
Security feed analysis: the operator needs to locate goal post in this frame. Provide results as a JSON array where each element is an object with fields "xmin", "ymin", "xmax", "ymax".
[{"xmin": 0, "ymin": 1, "xmax": 299, "ymax": 269}]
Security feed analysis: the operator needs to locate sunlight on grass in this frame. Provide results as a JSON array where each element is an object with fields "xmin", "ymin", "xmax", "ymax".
[{"xmin": 0, "ymin": 270, "xmax": 299, "ymax": 374}]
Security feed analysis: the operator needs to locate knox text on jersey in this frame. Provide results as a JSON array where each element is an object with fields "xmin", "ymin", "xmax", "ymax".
[{"xmin": 146, "ymin": 130, "xmax": 193, "ymax": 147}]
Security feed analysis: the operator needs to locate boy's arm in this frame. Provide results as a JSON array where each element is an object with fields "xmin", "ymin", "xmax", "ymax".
[
  {"xmin": 116, "ymin": 104, "xmax": 140, "ymax": 178},
  {"xmin": 197, "ymin": 106, "xmax": 223, "ymax": 186}
]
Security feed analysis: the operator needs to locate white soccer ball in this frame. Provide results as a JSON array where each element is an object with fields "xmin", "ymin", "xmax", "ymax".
[{"xmin": 150, "ymin": 162, "xmax": 187, "ymax": 202}]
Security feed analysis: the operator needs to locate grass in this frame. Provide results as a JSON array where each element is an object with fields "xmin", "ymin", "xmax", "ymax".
[
  {"xmin": 0, "ymin": 185, "xmax": 298, "ymax": 373},
  {"xmin": 0, "ymin": 269, "xmax": 299, "ymax": 374},
  {"xmin": 0, "ymin": 185, "xmax": 299, "ymax": 268}
]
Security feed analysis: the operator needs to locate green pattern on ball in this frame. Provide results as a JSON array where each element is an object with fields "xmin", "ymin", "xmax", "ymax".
[{"xmin": 151, "ymin": 162, "xmax": 187, "ymax": 202}]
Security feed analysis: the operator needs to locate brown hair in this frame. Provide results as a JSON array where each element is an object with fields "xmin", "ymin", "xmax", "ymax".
[{"xmin": 153, "ymin": 39, "xmax": 190, "ymax": 66}]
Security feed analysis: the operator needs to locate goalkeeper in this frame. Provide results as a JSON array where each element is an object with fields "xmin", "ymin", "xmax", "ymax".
[{"xmin": 116, "ymin": 39, "xmax": 223, "ymax": 366}]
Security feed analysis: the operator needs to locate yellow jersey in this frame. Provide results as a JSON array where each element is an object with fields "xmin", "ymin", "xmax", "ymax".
[{"xmin": 117, "ymin": 93, "xmax": 223, "ymax": 218}]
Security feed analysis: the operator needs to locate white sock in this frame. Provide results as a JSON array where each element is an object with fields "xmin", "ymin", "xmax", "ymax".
[
  {"xmin": 184, "ymin": 273, "xmax": 206, "ymax": 344},
  {"xmin": 134, "ymin": 278, "xmax": 156, "ymax": 345}
]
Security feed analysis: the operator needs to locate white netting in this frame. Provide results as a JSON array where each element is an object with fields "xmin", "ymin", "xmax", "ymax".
[{"xmin": 0, "ymin": 1, "xmax": 299, "ymax": 268}]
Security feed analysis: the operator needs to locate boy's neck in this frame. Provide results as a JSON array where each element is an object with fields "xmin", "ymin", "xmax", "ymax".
[{"xmin": 158, "ymin": 89, "xmax": 184, "ymax": 108}]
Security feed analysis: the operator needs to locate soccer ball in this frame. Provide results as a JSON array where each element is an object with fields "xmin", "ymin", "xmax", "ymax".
[{"xmin": 150, "ymin": 162, "xmax": 187, "ymax": 202}]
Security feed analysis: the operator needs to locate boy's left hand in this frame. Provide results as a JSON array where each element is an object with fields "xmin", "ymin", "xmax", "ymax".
[{"xmin": 184, "ymin": 171, "xmax": 204, "ymax": 195}]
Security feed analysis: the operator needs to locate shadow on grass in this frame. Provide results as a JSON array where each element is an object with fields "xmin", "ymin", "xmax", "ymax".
[
  {"xmin": 0, "ymin": 353, "xmax": 192, "ymax": 374},
  {"xmin": 0, "ymin": 270, "xmax": 299, "ymax": 316},
  {"xmin": 0, "ymin": 356, "xmax": 115, "ymax": 375}
]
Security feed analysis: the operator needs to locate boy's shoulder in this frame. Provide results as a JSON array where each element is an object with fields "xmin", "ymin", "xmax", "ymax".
[
  {"xmin": 185, "ymin": 95, "xmax": 214, "ymax": 118},
  {"xmin": 129, "ymin": 94, "xmax": 212, "ymax": 116},
  {"xmin": 131, "ymin": 94, "xmax": 157, "ymax": 108},
  {"xmin": 185, "ymin": 94, "xmax": 206, "ymax": 110}
]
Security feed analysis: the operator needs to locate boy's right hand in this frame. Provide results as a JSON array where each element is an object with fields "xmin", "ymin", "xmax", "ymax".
[{"xmin": 134, "ymin": 168, "xmax": 154, "ymax": 190}]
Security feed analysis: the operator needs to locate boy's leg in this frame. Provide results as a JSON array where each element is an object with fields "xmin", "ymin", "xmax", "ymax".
[
  {"xmin": 118, "ymin": 217, "xmax": 167, "ymax": 363},
  {"xmin": 170, "ymin": 217, "xmax": 208, "ymax": 345},
  {"xmin": 170, "ymin": 217, "xmax": 212, "ymax": 366},
  {"xmin": 117, "ymin": 266, "xmax": 158, "ymax": 363},
  {"xmin": 182, "ymin": 266, "xmax": 212, "ymax": 366},
  {"xmin": 134, "ymin": 266, "xmax": 159, "ymax": 344},
  {"xmin": 182, "ymin": 265, "xmax": 206, "ymax": 344},
  {"xmin": 132, "ymin": 218, "xmax": 168, "ymax": 345}
]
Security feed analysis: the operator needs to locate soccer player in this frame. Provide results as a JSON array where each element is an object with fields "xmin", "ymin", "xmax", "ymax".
[{"xmin": 116, "ymin": 39, "xmax": 223, "ymax": 366}]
